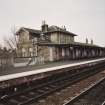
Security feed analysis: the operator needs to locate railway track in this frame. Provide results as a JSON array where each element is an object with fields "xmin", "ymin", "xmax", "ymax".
[
  {"xmin": 0, "ymin": 62, "xmax": 105, "ymax": 105},
  {"xmin": 64, "ymin": 77, "xmax": 105, "ymax": 105}
]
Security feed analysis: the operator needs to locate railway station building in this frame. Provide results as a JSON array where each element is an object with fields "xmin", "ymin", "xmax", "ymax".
[{"xmin": 16, "ymin": 21, "xmax": 105, "ymax": 64}]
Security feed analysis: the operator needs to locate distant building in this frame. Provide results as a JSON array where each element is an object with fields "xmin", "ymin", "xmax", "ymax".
[{"xmin": 16, "ymin": 21, "xmax": 105, "ymax": 64}]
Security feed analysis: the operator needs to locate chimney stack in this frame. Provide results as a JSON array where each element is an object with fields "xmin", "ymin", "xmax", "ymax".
[
  {"xmin": 86, "ymin": 38, "xmax": 88, "ymax": 44},
  {"xmin": 41, "ymin": 20, "xmax": 48, "ymax": 32},
  {"xmin": 91, "ymin": 39, "xmax": 93, "ymax": 45}
]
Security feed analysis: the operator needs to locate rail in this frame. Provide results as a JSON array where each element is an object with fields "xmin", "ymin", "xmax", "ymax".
[
  {"xmin": 64, "ymin": 74, "xmax": 105, "ymax": 105},
  {"xmin": 1, "ymin": 61, "xmax": 105, "ymax": 105}
]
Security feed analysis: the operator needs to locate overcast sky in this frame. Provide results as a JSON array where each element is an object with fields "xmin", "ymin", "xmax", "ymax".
[{"xmin": 0, "ymin": 0, "xmax": 105, "ymax": 46}]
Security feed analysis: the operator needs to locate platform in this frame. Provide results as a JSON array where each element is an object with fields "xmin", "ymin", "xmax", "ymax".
[
  {"xmin": 0, "ymin": 59, "xmax": 93, "ymax": 76},
  {"xmin": 0, "ymin": 57, "xmax": 105, "ymax": 89}
]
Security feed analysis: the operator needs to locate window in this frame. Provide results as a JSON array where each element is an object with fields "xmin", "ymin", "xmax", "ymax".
[
  {"xmin": 22, "ymin": 48, "xmax": 26, "ymax": 57},
  {"xmin": 29, "ymin": 48, "xmax": 33, "ymax": 57}
]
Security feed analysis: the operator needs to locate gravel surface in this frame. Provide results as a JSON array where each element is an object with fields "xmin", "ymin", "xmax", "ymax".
[{"xmin": 31, "ymin": 70, "xmax": 105, "ymax": 105}]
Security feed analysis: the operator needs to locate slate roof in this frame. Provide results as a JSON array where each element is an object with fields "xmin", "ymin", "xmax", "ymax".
[
  {"xmin": 24, "ymin": 28, "xmax": 41, "ymax": 35},
  {"xmin": 16, "ymin": 27, "xmax": 41, "ymax": 37},
  {"xmin": 44, "ymin": 25, "xmax": 77, "ymax": 36},
  {"xmin": 16, "ymin": 25, "xmax": 77, "ymax": 37}
]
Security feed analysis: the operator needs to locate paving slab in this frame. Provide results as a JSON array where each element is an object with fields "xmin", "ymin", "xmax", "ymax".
[{"xmin": 0, "ymin": 58, "xmax": 101, "ymax": 76}]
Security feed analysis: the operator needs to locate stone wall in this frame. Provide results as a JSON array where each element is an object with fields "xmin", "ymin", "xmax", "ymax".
[
  {"xmin": 38, "ymin": 45, "xmax": 50, "ymax": 62},
  {"xmin": 17, "ymin": 29, "xmax": 35, "ymax": 57}
]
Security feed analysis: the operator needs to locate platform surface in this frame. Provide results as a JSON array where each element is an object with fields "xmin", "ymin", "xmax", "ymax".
[
  {"xmin": 0, "ymin": 58, "xmax": 105, "ymax": 82},
  {"xmin": 0, "ymin": 58, "xmax": 104, "ymax": 76},
  {"xmin": 0, "ymin": 60, "xmax": 82, "ymax": 76}
]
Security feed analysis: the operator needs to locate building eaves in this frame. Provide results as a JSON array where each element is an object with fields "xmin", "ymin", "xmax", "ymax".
[{"xmin": 38, "ymin": 42, "xmax": 101, "ymax": 48}]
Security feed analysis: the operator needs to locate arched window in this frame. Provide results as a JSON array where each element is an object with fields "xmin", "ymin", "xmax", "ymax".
[
  {"xmin": 22, "ymin": 48, "xmax": 26, "ymax": 57},
  {"xmin": 29, "ymin": 48, "xmax": 33, "ymax": 57}
]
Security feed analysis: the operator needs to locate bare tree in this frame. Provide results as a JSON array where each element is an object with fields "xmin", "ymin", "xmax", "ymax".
[{"xmin": 4, "ymin": 26, "xmax": 18, "ymax": 50}]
